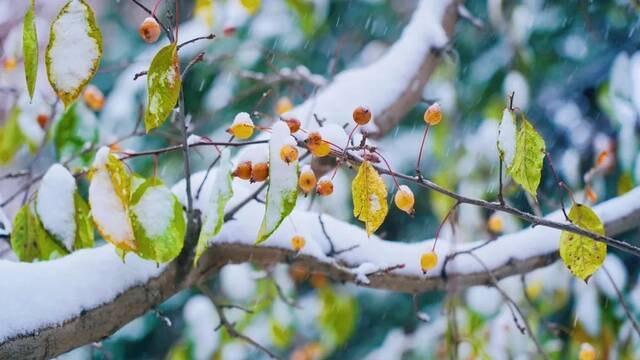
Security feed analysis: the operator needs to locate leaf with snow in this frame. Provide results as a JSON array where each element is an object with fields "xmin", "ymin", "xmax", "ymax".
[
  {"xmin": 0, "ymin": 107, "xmax": 25, "ymax": 165},
  {"xmin": 559, "ymin": 203, "xmax": 606, "ymax": 281},
  {"xmin": 11, "ymin": 204, "xmax": 69, "ymax": 262},
  {"xmin": 129, "ymin": 177, "xmax": 185, "ymax": 263},
  {"xmin": 45, "ymin": 0, "xmax": 102, "ymax": 107},
  {"xmin": 352, "ymin": 161, "xmax": 388, "ymax": 236},
  {"xmin": 508, "ymin": 116, "xmax": 545, "ymax": 197},
  {"xmin": 240, "ymin": 0, "xmax": 261, "ymax": 14},
  {"xmin": 144, "ymin": 43, "xmax": 181, "ymax": 132},
  {"xmin": 195, "ymin": 149, "xmax": 233, "ymax": 264},
  {"xmin": 497, "ymin": 108, "xmax": 516, "ymax": 166},
  {"xmin": 23, "ymin": 0, "xmax": 38, "ymax": 100},
  {"xmin": 256, "ymin": 122, "xmax": 299, "ymax": 244},
  {"xmin": 89, "ymin": 147, "xmax": 137, "ymax": 252},
  {"xmin": 36, "ymin": 164, "xmax": 81, "ymax": 252}
]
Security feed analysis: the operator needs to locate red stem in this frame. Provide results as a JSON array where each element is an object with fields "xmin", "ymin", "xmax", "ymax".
[
  {"xmin": 151, "ymin": 0, "xmax": 162, "ymax": 16},
  {"xmin": 416, "ymin": 125, "xmax": 430, "ymax": 175}
]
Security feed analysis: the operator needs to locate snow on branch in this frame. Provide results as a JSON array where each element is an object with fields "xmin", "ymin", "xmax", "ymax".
[
  {"xmin": 285, "ymin": 0, "xmax": 457, "ymax": 136},
  {"xmin": 2, "ymin": 181, "xmax": 640, "ymax": 357}
]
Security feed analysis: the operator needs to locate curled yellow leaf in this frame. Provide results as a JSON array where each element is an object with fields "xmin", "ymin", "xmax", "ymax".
[{"xmin": 352, "ymin": 161, "xmax": 388, "ymax": 236}]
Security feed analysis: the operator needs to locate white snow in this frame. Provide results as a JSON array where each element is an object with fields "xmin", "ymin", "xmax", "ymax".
[
  {"xmin": 220, "ymin": 264, "xmax": 257, "ymax": 302},
  {"xmin": 88, "ymin": 147, "xmax": 135, "ymax": 248},
  {"xmin": 187, "ymin": 134, "xmax": 203, "ymax": 146},
  {"xmin": 285, "ymin": 0, "xmax": 451, "ymax": 131},
  {"xmin": 319, "ymin": 123, "xmax": 349, "ymax": 150},
  {"xmin": 497, "ymin": 108, "xmax": 517, "ymax": 166},
  {"xmin": 232, "ymin": 112, "xmax": 253, "ymax": 126},
  {"xmin": 183, "ymin": 295, "xmax": 220, "ymax": 360},
  {"xmin": 258, "ymin": 121, "xmax": 298, "ymax": 241},
  {"xmin": 36, "ymin": 164, "xmax": 77, "ymax": 251},
  {"xmin": 0, "ymin": 246, "xmax": 164, "ymax": 342},
  {"xmin": 131, "ymin": 184, "xmax": 174, "ymax": 238},
  {"xmin": 47, "ymin": 0, "xmax": 101, "ymax": 93}
]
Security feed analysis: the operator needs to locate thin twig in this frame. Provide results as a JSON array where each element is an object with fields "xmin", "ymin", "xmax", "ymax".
[
  {"xmin": 198, "ymin": 284, "xmax": 280, "ymax": 359},
  {"xmin": 603, "ymin": 266, "xmax": 640, "ymax": 338}
]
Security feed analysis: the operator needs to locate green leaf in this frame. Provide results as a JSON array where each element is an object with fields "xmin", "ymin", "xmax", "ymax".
[
  {"xmin": 23, "ymin": 0, "xmax": 38, "ymax": 100},
  {"xmin": 559, "ymin": 203, "xmax": 606, "ymax": 281},
  {"xmin": 508, "ymin": 116, "xmax": 545, "ymax": 197},
  {"xmin": 257, "ymin": 122, "xmax": 298, "ymax": 244},
  {"xmin": 0, "ymin": 107, "xmax": 25, "ymax": 165},
  {"xmin": 45, "ymin": 0, "xmax": 102, "ymax": 107},
  {"xmin": 285, "ymin": 0, "xmax": 316, "ymax": 36},
  {"xmin": 129, "ymin": 177, "xmax": 185, "ymax": 263},
  {"xmin": 352, "ymin": 161, "xmax": 388, "ymax": 236},
  {"xmin": 105, "ymin": 152, "xmax": 132, "ymax": 205},
  {"xmin": 196, "ymin": 148, "xmax": 234, "ymax": 264},
  {"xmin": 10, "ymin": 205, "xmax": 40, "ymax": 262},
  {"xmin": 240, "ymin": 0, "xmax": 261, "ymax": 14},
  {"xmin": 74, "ymin": 191, "xmax": 94, "ymax": 250},
  {"xmin": 144, "ymin": 43, "xmax": 181, "ymax": 132},
  {"xmin": 53, "ymin": 103, "xmax": 99, "ymax": 164},
  {"xmin": 270, "ymin": 318, "xmax": 293, "ymax": 348},
  {"xmin": 11, "ymin": 204, "xmax": 69, "ymax": 262},
  {"xmin": 318, "ymin": 287, "xmax": 357, "ymax": 349}
]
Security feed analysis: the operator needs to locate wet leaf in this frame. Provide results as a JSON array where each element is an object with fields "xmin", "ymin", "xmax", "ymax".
[
  {"xmin": 144, "ymin": 43, "xmax": 181, "ymax": 132},
  {"xmin": 559, "ymin": 203, "xmax": 606, "ymax": 281},
  {"xmin": 508, "ymin": 116, "xmax": 545, "ymax": 197},
  {"xmin": 46, "ymin": 0, "xmax": 102, "ymax": 107},
  {"xmin": 196, "ymin": 149, "xmax": 233, "ymax": 264},
  {"xmin": 240, "ymin": 0, "xmax": 261, "ymax": 14},
  {"xmin": 23, "ymin": 0, "xmax": 38, "ymax": 100},
  {"xmin": 352, "ymin": 161, "xmax": 388, "ymax": 236}
]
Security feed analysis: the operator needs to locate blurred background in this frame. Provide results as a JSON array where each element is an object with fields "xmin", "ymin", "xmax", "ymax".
[{"xmin": 1, "ymin": 0, "xmax": 640, "ymax": 358}]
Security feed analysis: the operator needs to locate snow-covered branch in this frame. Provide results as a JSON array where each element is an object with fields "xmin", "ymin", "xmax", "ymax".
[{"xmin": 2, "ymin": 183, "xmax": 640, "ymax": 357}]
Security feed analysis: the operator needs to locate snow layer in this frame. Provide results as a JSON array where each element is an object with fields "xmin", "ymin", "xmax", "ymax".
[
  {"xmin": 88, "ymin": 147, "xmax": 135, "ymax": 248},
  {"xmin": 131, "ymin": 185, "xmax": 174, "ymax": 238},
  {"xmin": 183, "ymin": 295, "xmax": 219, "ymax": 360},
  {"xmin": 0, "ymin": 246, "xmax": 164, "ymax": 342},
  {"xmin": 497, "ymin": 108, "xmax": 516, "ymax": 166},
  {"xmin": 47, "ymin": 0, "xmax": 100, "ymax": 92},
  {"xmin": 284, "ymin": 0, "xmax": 451, "ymax": 131},
  {"xmin": 36, "ymin": 164, "xmax": 77, "ymax": 251}
]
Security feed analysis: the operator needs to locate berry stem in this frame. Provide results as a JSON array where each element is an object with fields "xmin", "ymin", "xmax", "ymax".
[
  {"xmin": 432, "ymin": 200, "xmax": 460, "ymax": 252},
  {"xmin": 373, "ymin": 150, "xmax": 401, "ymax": 189},
  {"xmin": 151, "ymin": 0, "xmax": 162, "ymax": 16},
  {"xmin": 416, "ymin": 124, "xmax": 430, "ymax": 179}
]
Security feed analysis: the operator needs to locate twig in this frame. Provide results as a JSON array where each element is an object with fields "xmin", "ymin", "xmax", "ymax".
[
  {"xmin": 198, "ymin": 284, "xmax": 280, "ymax": 359},
  {"xmin": 603, "ymin": 266, "xmax": 640, "ymax": 338},
  {"xmin": 466, "ymin": 252, "xmax": 549, "ymax": 359},
  {"xmin": 177, "ymin": 33, "xmax": 215, "ymax": 51}
]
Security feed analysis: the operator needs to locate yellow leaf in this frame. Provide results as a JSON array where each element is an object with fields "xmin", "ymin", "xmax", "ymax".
[
  {"xmin": 352, "ymin": 161, "xmax": 388, "ymax": 236},
  {"xmin": 194, "ymin": 0, "xmax": 214, "ymax": 27},
  {"xmin": 559, "ymin": 203, "xmax": 606, "ymax": 281},
  {"xmin": 240, "ymin": 0, "xmax": 261, "ymax": 14}
]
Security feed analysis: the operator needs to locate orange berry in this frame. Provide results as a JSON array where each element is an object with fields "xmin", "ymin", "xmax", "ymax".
[
  {"xmin": 420, "ymin": 251, "xmax": 438, "ymax": 273},
  {"xmin": 298, "ymin": 166, "xmax": 317, "ymax": 194},
  {"xmin": 310, "ymin": 273, "xmax": 328, "ymax": 288},
  {"xmin": 139, "ymin": 17, "xmax": 161, "ymax": 43},
  {"xmin": 275, "ymin": 97, "xmax": 293, "ymax": 115},
  {"xmin": 83, "ymin": 85, "xmax": 104, "ymax": 111},
  {"xmin": 227, "ymin": 112, "xmax": 255, "ymax": 139},
  {"xmin": 279, "ymin": 144, "xmax": 298, "ymax": 164},
  {"xmin": 316, "ymin": 177, "xmax": 334, "ymax": 196},
  {"xmin": 290, "ymin": 264, "xmax": 309, "ymax": 282},
  {"xmin": 579, "ymin": 343, "xmax": 596, "ymax": 360},
  {"xmin": 232, "ymin": 161, "xmax": 252, "ymax": 180},
  {"xmin": 352, "ymin": 106, "xmax": 371, "ymax": 125},
  {"xmin": 250, "ymin": 162, "xmax": 269, "ymax": 183},
  {"xmin": 487, "ymin": 213, "xmax": 503, "ymax": 233},
  {"xmin": 291, "ymin": 235, "xmax": 306, "ymax": 252},
  {"xmin": 394, "ymin": 185, "xmax": 415, "ymax": 215},
  {"xmin": 423, "ymin": 102, "xmax": 442, "ymax": 125},
  {"xmin": 305, "ymin": 132, "xmax": 331, "ymax": 157},
  {"xmin": 36, "ymin": 114, "xmax": 49, "ymax": 129},
  {"xmin": 596, "ymin": 150, "xmax": 609, "ymax": 168},
  {"xmin": 108, "ymin": 142, "xmax": 122, "ymax": 152},
  {"xmin": 2, "ymin": 57, "xmax": 17, "ymax": 71},
  {"xmin": 284, "ymin": 118, "xmax": 301, "ymax": 134}
]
